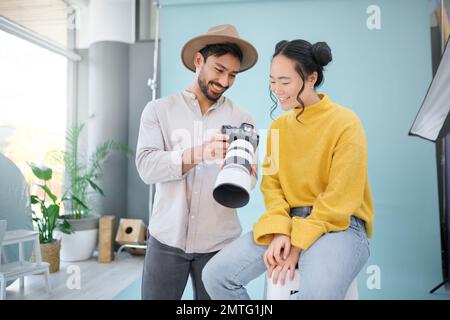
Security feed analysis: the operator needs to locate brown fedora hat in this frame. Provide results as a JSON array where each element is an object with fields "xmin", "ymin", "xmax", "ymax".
[{"xmin": 181, "ymin": 24, "xmax": 258, "ymax": 73}]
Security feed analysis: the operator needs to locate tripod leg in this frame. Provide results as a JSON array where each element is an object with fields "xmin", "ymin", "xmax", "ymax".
[{"xmin": 430, "ymin": 278, "xmax": 450, "ymax": 294}]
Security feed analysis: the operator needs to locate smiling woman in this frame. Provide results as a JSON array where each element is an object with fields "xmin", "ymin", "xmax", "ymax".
[{"xmin": 0, "ymin": 29, "xmax": 67, "ymax": 201}]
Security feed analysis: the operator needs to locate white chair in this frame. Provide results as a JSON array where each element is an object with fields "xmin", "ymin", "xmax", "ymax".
[
  {"xmin": 0, "ymin": 228, "xmax": 51, "ymax": 300},
  {"xmin": 264, "ymin": 269, "xmax": 359, "ymax": 300}
]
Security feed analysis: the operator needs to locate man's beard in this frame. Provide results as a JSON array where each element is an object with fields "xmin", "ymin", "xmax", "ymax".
[{"xmin": 197, "ymin": 71, "xmax": 227, "ymax": 102}]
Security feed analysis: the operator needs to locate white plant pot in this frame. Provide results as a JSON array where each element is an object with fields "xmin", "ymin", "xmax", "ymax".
[
  {"xmin": 57, "ymin": 214, "xmax": 100, "ymax": 262},
  {"xmin": 59, "ymin": 229, "xmax": 98, "ymax": 262}
]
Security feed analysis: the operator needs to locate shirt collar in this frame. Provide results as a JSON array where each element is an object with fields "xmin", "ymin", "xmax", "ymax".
[{"xmin": 182, "ymin": 90, "xmax": 226, "ymax": 111}]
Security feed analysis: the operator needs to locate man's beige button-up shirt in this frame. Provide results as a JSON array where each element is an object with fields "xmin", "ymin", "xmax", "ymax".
[{"xmin": 136, "ymin": 90, "xmax": 257, "ymax": 253}]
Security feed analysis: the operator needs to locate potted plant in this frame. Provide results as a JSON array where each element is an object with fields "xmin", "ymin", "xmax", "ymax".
[
  {"xmin": 53, "ymin": 123, "xmax": 133, "ymax": 261},
  {"xmin": 28, "ymin": 163, "xmax": 72, "ymax": 273}
]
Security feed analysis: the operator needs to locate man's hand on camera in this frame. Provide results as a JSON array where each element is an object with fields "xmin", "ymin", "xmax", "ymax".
[
  {"xmin": 202, "ymin": 132, "xmax": 229, "ymax": 162},
  {"xmin": 182, "ymin": 131, "xmax": 229, "ymax": 174}
]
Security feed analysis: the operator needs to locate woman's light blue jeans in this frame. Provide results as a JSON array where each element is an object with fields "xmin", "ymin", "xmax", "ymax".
[{"xmin": 202, "ymin": 215, "xmax": 369, "ymax": 300}]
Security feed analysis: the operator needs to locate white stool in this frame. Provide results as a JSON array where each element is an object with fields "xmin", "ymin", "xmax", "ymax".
[
  {"xmin": 264, "ymin": 269, "xmax": 359, "ymax": 300},
  {"xmin": 0, "ymin": 229, "xmax": 51, "ymax": 300}
]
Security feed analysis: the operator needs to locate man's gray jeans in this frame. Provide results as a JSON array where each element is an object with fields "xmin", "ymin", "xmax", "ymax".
[{"xmin": 141, "ymin": 235, "xmax": 218, "ymax": 300}]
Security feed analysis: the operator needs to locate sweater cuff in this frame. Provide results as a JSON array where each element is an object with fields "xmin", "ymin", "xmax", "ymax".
[
  {"xmin": 291, "ymin": 217, "xmax": 325, "ymax": 251},
  {"xmin": 253, "ymin": 214, "xmax": 292, "ymax": 245}
]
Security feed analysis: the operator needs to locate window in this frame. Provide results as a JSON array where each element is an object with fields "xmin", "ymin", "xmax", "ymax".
[{"xmin": 0, "ymin": 29, "xmax": 67, "ymax": 197}]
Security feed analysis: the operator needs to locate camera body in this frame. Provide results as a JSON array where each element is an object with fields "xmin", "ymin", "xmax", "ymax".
[{"xmin": 221, "ymin": 123, "xmax": 259, "ymax": 155}]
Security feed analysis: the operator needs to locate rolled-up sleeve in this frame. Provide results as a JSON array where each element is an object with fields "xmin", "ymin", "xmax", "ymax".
[{"xmin": 135, "ymin": 102, "xmax": 186, "ymax": 185}]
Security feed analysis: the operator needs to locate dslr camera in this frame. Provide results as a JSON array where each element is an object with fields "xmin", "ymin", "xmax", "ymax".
[{"xmin": 213, "ymin": 122, "xmax": 259, "ymax": 208}]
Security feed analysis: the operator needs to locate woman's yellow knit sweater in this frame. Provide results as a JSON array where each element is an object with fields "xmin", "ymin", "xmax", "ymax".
[{"xmin": 253, "ymin": 94, "xmax": 374, "ymax": 251}]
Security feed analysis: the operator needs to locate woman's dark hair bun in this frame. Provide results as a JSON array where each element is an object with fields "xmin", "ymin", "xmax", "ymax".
[
  {"xmin": 311, "ymin": 41, "xmax": 332, "ymax": 67},
  {"xmin": 275, "ymin": 40, "xmax": 289, "ymax": 52}
]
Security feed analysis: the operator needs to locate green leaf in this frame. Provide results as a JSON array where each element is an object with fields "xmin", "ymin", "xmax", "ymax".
[
  {"xmin": 66, "ymin": 194, "xmax": 88, "ymax": 210},
  {"xmin": 32, "ymin": 218, "xmax": 42, "ymax": 236},
  {"xmin": 86, "ymin": 178, "xmax": 105, "ymax": 197},
  {"xmin": 57, "ymin": 219, "xmax": 73, "ymax": 234},
  {"xmin": 37, "ymin": 184, "xmax": 57, "ymax": 202},
  {"xmin": 46, "ymin": 204, "xmax": 60, "ymax": 235},
  {"xmin": 30, "ymin": 195, "xmax": 40, "ymax": 204},
  {"xmin": 28, "ymin": 162, "xmax": 52, "ymax": 181}
]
